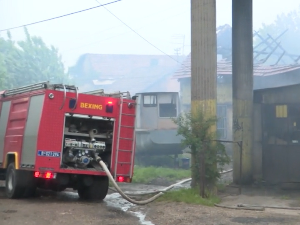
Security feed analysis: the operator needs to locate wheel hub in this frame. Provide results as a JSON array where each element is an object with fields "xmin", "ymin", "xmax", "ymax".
[{"xmin": 8, "ymin": 171, "xmax": 13, "ymax": 191}]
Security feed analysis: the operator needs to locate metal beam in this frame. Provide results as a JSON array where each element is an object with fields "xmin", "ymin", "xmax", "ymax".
[{"xmin": 232, "ymin": 0, "xmax": 253, "ymax": 184}]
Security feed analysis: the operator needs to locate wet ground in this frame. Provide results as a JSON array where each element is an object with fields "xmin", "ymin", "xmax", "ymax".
[
  {"xmin": 0, "ymin": 184, "xmax": 142, "ymax": 225},
  {"xmin": 1, "ymin": 174, "xmax": 300, "ymax": 225}
]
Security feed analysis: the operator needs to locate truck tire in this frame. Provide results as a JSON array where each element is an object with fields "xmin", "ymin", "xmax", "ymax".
[
  {"xmin": 5, "ymin": 162, "xmax": 25, "ymax": 199},
  {"xmin": 78, "ymin": 176, "xmax": 109, "ymax": 201}
]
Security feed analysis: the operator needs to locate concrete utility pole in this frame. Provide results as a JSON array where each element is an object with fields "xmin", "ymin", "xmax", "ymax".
[
  {"xmin": 190, "ymin": 0, "xmax": 217, "ymax": 187},
  {"xmin": 191, "ymin": 0, "xmax": 217, "ymax": 114},
  {"xmin": 232, "ymin": 0, "xmax": 254, "ymax": 184}
]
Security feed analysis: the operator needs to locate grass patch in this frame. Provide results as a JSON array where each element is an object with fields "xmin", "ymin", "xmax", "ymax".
[
  {"xmin": 132, "ymin": 166, "xmax": 190, "ymax": 184},
  {"xmin": 280, "ymin": 195, "xmax": 290, "ymax": 200},
  {"xmin": 156, "ymin": 188, "xmax": 221, "ymax": 206}
]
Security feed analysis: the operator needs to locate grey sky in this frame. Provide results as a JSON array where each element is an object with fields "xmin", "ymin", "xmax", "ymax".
[{"xmin": 0, "ymin": 0, "xmax": 299, "ymax": 68}]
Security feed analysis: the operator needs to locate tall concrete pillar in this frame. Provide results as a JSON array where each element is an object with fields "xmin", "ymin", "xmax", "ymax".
[
  {"xmin": 191, "ymin": 0, "xmax": 217, "ymax": 186},
  {"xmin": 232, "ymin": 0, "xmax": 253, "ymax": 184},
  {"xmin": 191, "ymin": 0, "xmax": 217, "ymax": 113}
]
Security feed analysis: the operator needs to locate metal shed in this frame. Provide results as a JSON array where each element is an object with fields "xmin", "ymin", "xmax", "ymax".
[{"xmin": 254, "ymin": 84, "xmax": 300, "ymax": 184}]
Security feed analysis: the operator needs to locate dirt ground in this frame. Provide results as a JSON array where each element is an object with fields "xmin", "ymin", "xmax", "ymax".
[
  {"xmin": 127, "ymin": 173, "xmax": 300, "ymax": 225},
  {"xmin": 141, "ymin": 201, "xmax": 300, "ymax": 225},
  {"xmin": 1, "ymin": 179, "xmax": 300, "ymax": 225},
  {"xmin": 135, "ymin": 184, "xmax": 300, "ymax": 225}
]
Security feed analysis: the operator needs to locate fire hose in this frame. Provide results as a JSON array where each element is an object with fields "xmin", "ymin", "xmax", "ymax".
[
  {"xmin": 98, "ymin": 158, "xmax": 300, "ymax": 211},
  {"xmin": 97, "ymin": 158, "xmax": 232, "ymax": 205}
]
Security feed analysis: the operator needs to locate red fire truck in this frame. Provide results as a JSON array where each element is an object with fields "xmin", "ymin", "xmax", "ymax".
[{"xmin": 0, "ymin": 82, "xmax": 137, "ymax": 200}]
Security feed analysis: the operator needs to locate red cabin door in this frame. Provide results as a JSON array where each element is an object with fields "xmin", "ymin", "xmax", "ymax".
[{"xmin": 4, "ymin": 97, "xmax": 30, "ymax": 168}]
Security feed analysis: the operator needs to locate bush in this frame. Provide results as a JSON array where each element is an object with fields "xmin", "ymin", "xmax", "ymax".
[{"xmin": 172, "ymin": 107, "xmax": 231, "ymax": 197}]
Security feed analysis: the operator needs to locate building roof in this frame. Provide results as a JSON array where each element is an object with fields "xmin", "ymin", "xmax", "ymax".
[
  {"xmin": 254, "ymin": 83, "xmax": 300, "ymax": 92},
  {"xmin": 172, "ymin": 53, "xmax": 300, "ymax": 79},
  {"xmin": 83, "ymin": 54, "xmax": 180, "ymax": 77},
  {"xmin": 70, "ymin": 53, "xmax": 183, "ymax": 94},
  {"xmin": 90, "ymin": 66, "xmax": 179, "ymax": 95}
]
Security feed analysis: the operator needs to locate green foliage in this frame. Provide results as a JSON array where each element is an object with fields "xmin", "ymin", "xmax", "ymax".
[
  {"xmin": 132, "ymin": 166, "xmax": 190, "ymax": 184},
  {"xmin": 0, "ymin": 53, "xmax": 8, "ymax": 90},
  {"xmin": 0, "ymin": 27, "xmax": 70, "ymax": 90},
  {"xmin": 172, "ymin": 107, "xmax": 230, "ymax": 193},
  {"xmin": 156, "ymin": 188, "xmax": 220, "ymax": 206}
]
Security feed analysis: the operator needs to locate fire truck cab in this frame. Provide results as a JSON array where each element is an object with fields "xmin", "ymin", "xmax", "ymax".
[{"xmin": 0, "ymin": 82, "xmax": 136, "ymax": 200}]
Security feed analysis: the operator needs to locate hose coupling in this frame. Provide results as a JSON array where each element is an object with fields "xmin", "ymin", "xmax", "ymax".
[{"xmin": 95, "ymin": 156, "xmax": 102, "ymax": 163}]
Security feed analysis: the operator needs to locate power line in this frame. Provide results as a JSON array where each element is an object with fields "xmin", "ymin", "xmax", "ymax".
[
  {"xmin": 65, "ymin": 11, "xmax": 188, "ymax": 53},
  {"xmin": 95, "ymin": 0, "xmax": 183, "ymax": 64},
  {"xmin": 60, "ymin": 1, "xmax": 187, "ymax": 45},
  {"xmin": 0, "ymin": 0, "xmax": 122, "ymax": 32}
]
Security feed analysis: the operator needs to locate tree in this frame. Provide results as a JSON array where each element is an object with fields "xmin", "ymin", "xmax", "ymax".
[
  {"xmin": 255, "ymin": 5, "xmax": 300, "ymax": 64},
  {"xmin": 0, "ymin": 27, "xmax": 70, "ymax": 89},
  {"xmin": 172, "ymin": 107, "xmax": 230, "ymax": 197},
  {"xmin": 0, "ymin": 53, "xmax": 8, "ymax": 90},
  {"xmin": 0, "ymin": 31, "xmax": 21, "ymax": 89}
]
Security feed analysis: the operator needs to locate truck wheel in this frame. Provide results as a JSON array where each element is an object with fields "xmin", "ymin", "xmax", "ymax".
[
  {"xmin": 78, "ymin": 176, "xmax": 109, "ymax": 201},
  {"xmin": 5, "ymin": 163, "xmax": 25, "ymax": 199}
]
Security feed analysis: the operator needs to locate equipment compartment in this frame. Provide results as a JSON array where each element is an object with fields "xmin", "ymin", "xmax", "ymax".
[{"xmin": 61, "ymin": 113, "xmax": 114, "ymax": 170}]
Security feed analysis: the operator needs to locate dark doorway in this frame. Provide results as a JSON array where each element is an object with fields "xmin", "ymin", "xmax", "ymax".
[{"xmin": 262, "ymin": 104, "xmax": 300, "ymax": 184}]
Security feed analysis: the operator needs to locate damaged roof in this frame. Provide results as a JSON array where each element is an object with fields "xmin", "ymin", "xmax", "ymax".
[{"xmin": 173, "ymin": 53, "xmax": 300, "ymax": 79}]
